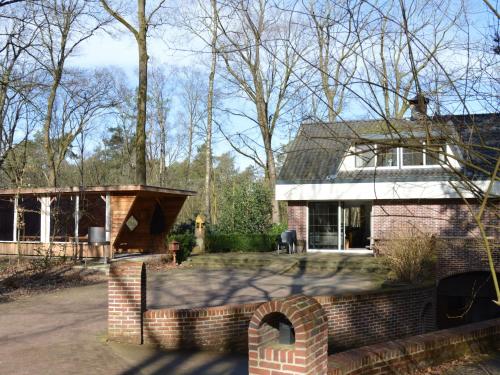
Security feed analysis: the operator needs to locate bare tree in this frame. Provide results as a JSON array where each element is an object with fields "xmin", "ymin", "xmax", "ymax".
[
  {"xmin": 355, "ymin": 0, "xmax": 462, "ymax": 118},
  {"xmin": 177, "ymin": 67, "xmax": 205, "ymax": 185},
  {"xmin": 100, "ymin": 0, "xmax": 167, "ymax": 185},
  {"xmin": 216, "ymin": 0, "xmax": 305, "ymax": 223},
  {"xmin": 204, "ymin": 0, "xmax": 218, "ymax": 222},
  {"xmin": 0, "ymin": 2, "xmax": 39, "ymax": 174},
  {"xmin": 34, "ymin": 0, "xmax": 107, "ymax": 186},
  {"xmin": 307, "ymin": 0, "xmax": 361, "ymax": 122},
  {"xmin": 147, "ymin": 65, "xmax": 172, "ymax": 186}
]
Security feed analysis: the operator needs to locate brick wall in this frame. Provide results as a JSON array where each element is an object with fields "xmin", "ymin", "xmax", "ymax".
[
  {"xmin": 327, "ymin": 317, "xmax": 500, "ymax": 375},
  {"xmin": 435, "ymin": 237, "xmax": 500, "ymax": 280},
  {"xmin": 287, "ymin": 201, "xmax": 307, "ymax": 242},
  {"xmin": 372, "ymin": 199, "xmax": 498, "ymax": 239},
  {"xmin": 315, "ymin": 286, "xmax": 436, "ymax": 351},
  {"xmin": 109, "ymin": 261, "xmax": 435, "ymax": 353},
  {"xmin": 371, "ymin": 199, "xmax": 500, "ymax": 280},
  {"xmin": 108, "ymin": 261, "xmax": 146, "ymax": 344},
  {"xmin": 285, "ymin": 199, "xmax": 498, "ymax": 250},
  {"xmin": 248, "ymin": 295, "xmax": 328, "ymax": 375},
  {"xmin": 143, "ymin": 302, "xmax": 261, "ymax": 352}
]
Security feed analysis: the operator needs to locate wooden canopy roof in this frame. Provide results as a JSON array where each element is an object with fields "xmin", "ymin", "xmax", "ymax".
[{"xmin": 0, "ymin": 185, "xmax": 196, "ymax": 197}]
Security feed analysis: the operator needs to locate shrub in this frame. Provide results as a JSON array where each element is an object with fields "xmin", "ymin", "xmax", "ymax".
[
  {"xmin": 167, "ymin": 221, "xmax": 196, "ymax": 263},
  {"xmin": 381, "ymin": 230, "xmax": 436, "ymax": 283},
  {"xmin": 167, "ymin": 233, "xmax": 196, "ymax": 263},
  {"xmin": 206, "ymin": 233, "xmax": 277, "ymax": 253},
  {"xmin": 215, "ymin": 182, "xmax": 273, "ymax": 235}
]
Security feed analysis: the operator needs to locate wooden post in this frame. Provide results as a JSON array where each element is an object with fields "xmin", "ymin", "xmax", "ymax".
[
  {"xmin": 12, "ymin": 196, "xmax": 18, "ymax": 242},
  {"xmin": 74, "ymin": 194, "xmax": 80, "ymax": 259},
  {"xmin": 105, "ymin": 193, "xmax": 111, "ymax": 242},
  {"xmin": 40, "ymin": 196, "xmax": 51, "ymax": 244},
  {"xmin": 105, "ymin": 193, "xmax": 111, "ymax": 259}
]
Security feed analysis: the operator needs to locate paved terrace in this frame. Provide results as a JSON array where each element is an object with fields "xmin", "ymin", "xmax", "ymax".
[
  {"xmin": 0, "ymin": 254, "xmax": 387, "ymax": 374},
  {"xmin": 0, "ymin": 254, "xmax": 498, "ymax": 374}
]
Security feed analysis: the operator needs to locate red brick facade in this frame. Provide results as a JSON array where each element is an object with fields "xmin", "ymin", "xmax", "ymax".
[
  {"xmin": 248, "ymin": 295, "xmax": 328, "ymax": 375},
  {"xmin": 108, "ymin": 261, "xmax": 146, "ymax": 344},
  {"xmin": 435, "ymin": 237, "xmax": 500, "ymax": 280},
  {"xmin": 371, "ymin": 199, "xmax": 498, "ymax": 239},
  {"xmin": 108, "ymin": 262, "xmax": 435, "ymax": 353},
  {"xmin": 285, "ymin": 199, "xmax": 499, "ymax": 280},
  {"xmin": 287, "ymin": 201, "xmax": 307, "ymax": 242}
]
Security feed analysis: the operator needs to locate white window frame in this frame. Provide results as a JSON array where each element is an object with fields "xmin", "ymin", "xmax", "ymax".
[
  {"xmin": 400, "ymin": 141, "xmax": 444, "ymax": 169},
  {"xmin": 353, "ymin": 144, "xmax": 399, "ymax": 170},
  {"xmin": 350, "ymin": 142, "xmax": 446, "ymax": 171}
]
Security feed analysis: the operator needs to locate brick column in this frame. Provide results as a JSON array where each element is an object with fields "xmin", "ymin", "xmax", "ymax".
[
  {"xmin": 287, "ymin": 201, "xmax": 307, "ymax": 243},
  {"xmin": 108, "ymin": 261, "xmax": 146, "ymax": 344},
  {"xmin": 248, "ymin": 294, "xmax": 328, "ymax": 375}
]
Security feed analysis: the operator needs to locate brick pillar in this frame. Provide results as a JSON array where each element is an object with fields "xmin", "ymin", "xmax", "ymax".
[
  {"xmin": 108, "ymin": 261, "xmax": 146, "ymax": 344},
  {"xmin": 287, "ymin": 201, "xmax": 307, "ymax": 243},
  {"xmin": 248, "ymin": 295, "xmax": 328, "ymax": 375}
]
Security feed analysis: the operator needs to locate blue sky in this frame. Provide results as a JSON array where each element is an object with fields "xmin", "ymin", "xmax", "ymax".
[{"xmin": 66, "ymin": 0, "xmax": 499, "ymax": 171}]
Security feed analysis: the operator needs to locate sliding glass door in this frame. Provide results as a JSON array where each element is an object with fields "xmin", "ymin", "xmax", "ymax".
[{"xmin": 308, "ymin": 201, "xmax": 371, "ymax": 250}]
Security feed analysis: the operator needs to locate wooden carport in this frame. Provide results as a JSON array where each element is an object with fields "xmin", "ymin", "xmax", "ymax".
[{"xmin": 0, "ymin": 185, "xmax": 195, "ymax": 258}]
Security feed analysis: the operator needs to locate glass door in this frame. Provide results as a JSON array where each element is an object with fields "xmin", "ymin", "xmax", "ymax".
[
  {"xmin": 343, "ymin": 203, "xmax": 371, "ymax": 249},
  {"xmin": 308, "ymin": 202, "xmax": 340, "ymax": 250}
]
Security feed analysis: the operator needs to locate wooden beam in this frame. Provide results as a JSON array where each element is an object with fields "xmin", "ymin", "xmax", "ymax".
[{"xmin": 12, "ymin": 195, "xmax": 18, "ymax": 242}]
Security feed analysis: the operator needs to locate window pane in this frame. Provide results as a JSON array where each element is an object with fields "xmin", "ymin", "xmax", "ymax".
[
  {"xmin": 308, "ymin": 202, "xmax": 339, "ymax": 249},
  {"xmin": 426, "ymin": 145, "xmax": 443, "ymax": 165},
  {"xmin": 402, "ymin": 146, "xmax": 423, "ymax": 166},
  {"xmin": 355, "ymin": 145, "xmax": 375, "ymax": 168},
  {"xmin": 377, "ymin": 146, "xmax": 398, "ymax": 167}
]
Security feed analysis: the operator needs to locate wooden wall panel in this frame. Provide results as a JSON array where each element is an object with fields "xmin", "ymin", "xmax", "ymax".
[
  {"xmin": 113, "ymin": 194, "xmax": 187, "ymax": 254},
  {"xmin": 110, "ymin": 195, "xmax": 136, "ymax": 249}
]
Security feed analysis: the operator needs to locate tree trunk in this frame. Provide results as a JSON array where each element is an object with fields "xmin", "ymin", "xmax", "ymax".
[
  {"xmin": 205, "ymin": 0, "xmax": 217, "ymax": 222},
  {"xmin": 263, "ymin": 133, "xmax": 279, "ymax": 224},
  {"xmin": 158, "ymin": 107, "xmax": 166, "ymax": 186},
  {"xmin": 44, "ymin": 70, "xmax": 62, "ymax": 188},
  {"xmin": 135, "ymin": 0, "xmax": 148, "ymax": 185},
  {"xmin": 256, "ymin": 99, "xmax": 279, "ymax": 224},
  {"xmin": 185, "ymin": 113, "xmax": 193, "ymax": 184}
]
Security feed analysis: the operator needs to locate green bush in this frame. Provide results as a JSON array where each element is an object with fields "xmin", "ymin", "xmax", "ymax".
[
  {"xmin": 215, "ymin": 182, "xmax": 273, "ymax": 235},
  {"xmin": 206, "ymin": 233, "xmax": 277, "ymax": 253},
  {"xmin": 167, "ymin": 221, "xmax": 196, "ymax": 263},
  {"xmin": 167, "ymin": 233, "xmax": 196, "ymax": 263}
]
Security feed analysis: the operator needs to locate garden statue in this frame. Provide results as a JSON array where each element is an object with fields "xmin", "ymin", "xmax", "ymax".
[{"xmin": 192, "ymin": 214, "xmax": 206, "ymax": 254}]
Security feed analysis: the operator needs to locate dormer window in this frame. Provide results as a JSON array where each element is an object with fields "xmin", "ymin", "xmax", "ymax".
[{"xmin": 352, "ymin": 141, "xmax": 445, "ymax": 170}]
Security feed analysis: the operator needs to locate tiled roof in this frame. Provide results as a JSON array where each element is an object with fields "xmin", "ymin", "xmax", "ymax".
[{"xmin": 278, "ymin": 113, "xmax": 499, "ymax": 184}]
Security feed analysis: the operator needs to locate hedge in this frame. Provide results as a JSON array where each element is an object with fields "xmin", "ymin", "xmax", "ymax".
[{"xmin": 206, "ymin": 233, "xmax": 277, "ymax": 253}]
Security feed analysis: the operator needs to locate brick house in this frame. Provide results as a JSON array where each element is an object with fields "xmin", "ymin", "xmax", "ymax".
[{"xmin": 276, "ymin": 102, "xmax": 499, "ymax": 253}]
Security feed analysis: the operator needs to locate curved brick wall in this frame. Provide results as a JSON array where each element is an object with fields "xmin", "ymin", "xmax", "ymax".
[
  {"xmin": 136, "ymin": 284, "xmax": 435, "ymax": 352},
  {"xmin": 143, "ymin": 302, "xmax": 261, "ymax": 352},
  {"xmin": 315, "ymin": 286, "xmax": 435, "ymax": 351}
]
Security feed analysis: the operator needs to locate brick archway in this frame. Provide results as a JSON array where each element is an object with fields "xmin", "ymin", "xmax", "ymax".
[{"xmin": 248, "ymin": 295, "xmax": 328, "ymax": 374}]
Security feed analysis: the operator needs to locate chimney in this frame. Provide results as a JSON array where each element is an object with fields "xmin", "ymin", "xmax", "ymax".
[{"xmin": 408, "ymin": 94, "xmax": 429, "ymax": 120}]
